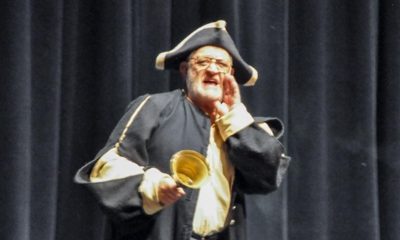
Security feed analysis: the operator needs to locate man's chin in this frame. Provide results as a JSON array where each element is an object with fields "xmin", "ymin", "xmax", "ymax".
[
  {"xmin": 201, "ymin": 93, "xmax": 222, "ymax": 102},
  {"xmin": 202, "ymin": 89, "xmax": 222, "ymax": 99},
  {"xmin": 189, "ymin": 88, "xmax": 222, "ymax": 104}
]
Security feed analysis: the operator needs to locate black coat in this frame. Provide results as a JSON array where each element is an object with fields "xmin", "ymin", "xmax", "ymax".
[{"xmin": 75, "ymin": 89, "xmax": 290, "ymax": 240}]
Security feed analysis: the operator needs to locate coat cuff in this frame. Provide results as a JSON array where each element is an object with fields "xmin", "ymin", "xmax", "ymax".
[
  {"xmin": 89, "ymin": 148, "xmax": 144, "ymax": 182},
  {"xmin": 215, "ymin": 103, "xmax": 254, "ymax": 141},
  {"xmin": 139, "ymin": 168, "xmax": 170, "ymax": 215}
]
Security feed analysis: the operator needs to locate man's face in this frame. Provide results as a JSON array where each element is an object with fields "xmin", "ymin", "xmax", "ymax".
[{"xmin": 184, "ymin": 46, "xmax": 233, "ymax": 104}]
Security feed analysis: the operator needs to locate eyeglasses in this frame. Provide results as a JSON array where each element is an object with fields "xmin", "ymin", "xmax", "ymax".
[{"xmin": 189, "ymin": 56, "xmax": 232, "ymax": 74}]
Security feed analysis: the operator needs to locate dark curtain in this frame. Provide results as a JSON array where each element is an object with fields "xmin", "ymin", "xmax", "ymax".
[{"xmin": 1, "ymin": 0, "xmax": 399, "ymax": 240}]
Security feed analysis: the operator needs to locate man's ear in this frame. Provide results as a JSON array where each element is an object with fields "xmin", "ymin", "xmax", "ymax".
[{"xmin": 179, "ymin": 62, "xmax": 188, "ymax": 78}]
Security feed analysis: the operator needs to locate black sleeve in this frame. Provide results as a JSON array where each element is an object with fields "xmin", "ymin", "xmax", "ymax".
[{"xmin": 227, "ymin": 118, "xmax": 290, "ymax": 194}]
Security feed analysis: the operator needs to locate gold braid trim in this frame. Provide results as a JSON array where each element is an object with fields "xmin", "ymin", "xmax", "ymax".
[{"xmin": 115, "ymin": 95, "xmax": 151, "ymax": 154}]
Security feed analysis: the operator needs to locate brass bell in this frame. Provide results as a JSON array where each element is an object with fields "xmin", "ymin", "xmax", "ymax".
[{"xmin": 170, "ymin": 150, "xmax": 210, "ymax": 189}]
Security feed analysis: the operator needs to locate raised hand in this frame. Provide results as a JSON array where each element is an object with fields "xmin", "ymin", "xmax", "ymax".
[{"xmin": 213, "ymin": 74, "xmax": 241, "ymax": 116}]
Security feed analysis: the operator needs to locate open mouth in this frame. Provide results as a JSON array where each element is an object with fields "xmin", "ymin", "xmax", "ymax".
[{"xmin": 203, "ymin": 78, "xmax": 219, "ymax": 86}]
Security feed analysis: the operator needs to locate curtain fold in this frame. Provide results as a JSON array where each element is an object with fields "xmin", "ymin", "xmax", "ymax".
[
  {"xmin": 377, "ymin": 1, "xmax": 400, "ymax": 240},
  {"xmin": 1, "ymin": 1, "xmax": 33, "ymax": 239},
  {"xmin": 0, "ymin": 0, "xmax": 399, "ymax": 240},
  {"xmin": 288, "ymin": 0, "xmax": 382, "ymax": 239}
]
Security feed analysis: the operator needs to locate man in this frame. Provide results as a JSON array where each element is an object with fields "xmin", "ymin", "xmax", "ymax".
[{"xmin": 75, "ymin": 20, "xmax": 290, "ymax": 240}]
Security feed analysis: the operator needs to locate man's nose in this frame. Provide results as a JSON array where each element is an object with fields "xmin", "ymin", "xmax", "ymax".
[{"xmin": 206, "ymin": 62, "xmax": 220, "ymax": 73}]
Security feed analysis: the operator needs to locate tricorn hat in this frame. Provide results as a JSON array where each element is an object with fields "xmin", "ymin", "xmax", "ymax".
[{"xmin": 155, "ymin": 20, "xmax": 258, "ymax": 86}]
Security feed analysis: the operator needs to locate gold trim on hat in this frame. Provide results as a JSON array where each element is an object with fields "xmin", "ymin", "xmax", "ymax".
[
  {"xmin": 155, "ymin": 20, "xmax": 227, "ymax": 70},
  {"xmin": 243, "ymin": 66, "xmax": 258, "ymax": 86}
]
